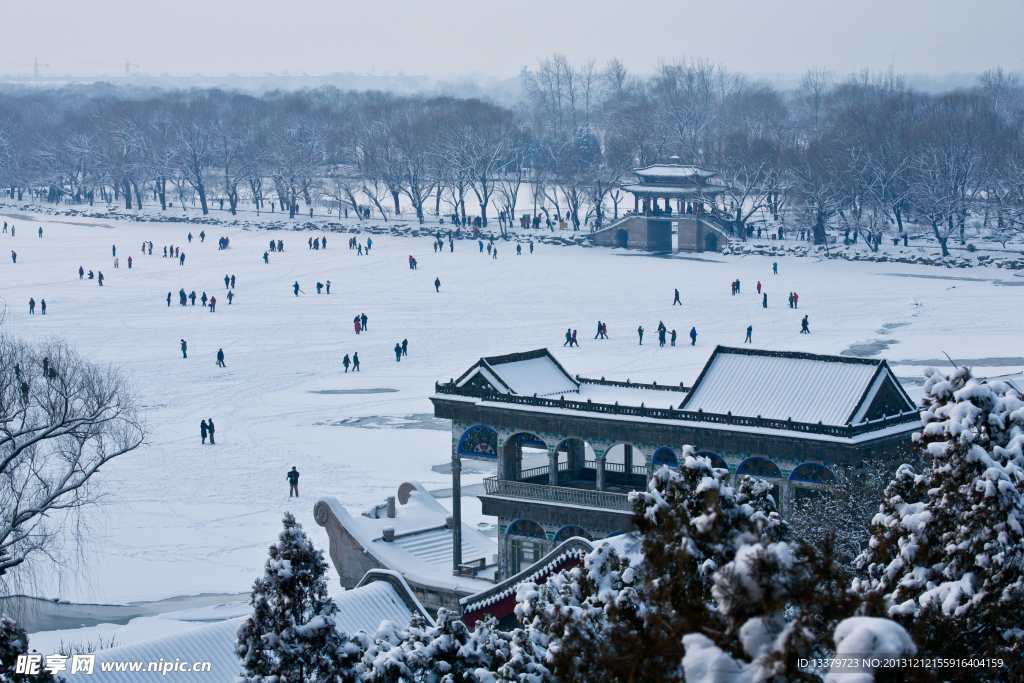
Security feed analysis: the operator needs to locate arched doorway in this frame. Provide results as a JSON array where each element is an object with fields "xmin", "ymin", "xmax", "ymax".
[
  {"xmin": 615, "ymin": 229, "xmax": 628, "ymax": 248},
  {"xmin": 703, "ymin": 232, "xmax": 718, "ymax": 252}
]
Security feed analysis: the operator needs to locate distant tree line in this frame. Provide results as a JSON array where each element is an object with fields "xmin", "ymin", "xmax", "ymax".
[{"xmin": 1, "ymin": 56, "xmax": 1023, "ymax": 252}]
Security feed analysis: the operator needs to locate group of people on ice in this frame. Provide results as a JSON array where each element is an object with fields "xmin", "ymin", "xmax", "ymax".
[
  {"xmin": 349, "ymin": 237, "xmax": 371, "ymax": 254},
  {"xmin": 393, "ymin": 339, "xmax": 409, "ymax": 361},
  {"xmin": 174, "ymin": 288, "xmax": 221, "ymax": 310},
  {"xmin": 27, "ymin": 297, "xmax": 46, "ymax": 314}
]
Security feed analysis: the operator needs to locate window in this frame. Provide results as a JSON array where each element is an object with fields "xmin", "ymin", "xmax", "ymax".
[
  {"xmin": 511, "ymin": 538, "xmax": 545, "ymax": 574},
  {"xmin": 653, "ymin": 448, "xmax": 678, "ymax": 467}
]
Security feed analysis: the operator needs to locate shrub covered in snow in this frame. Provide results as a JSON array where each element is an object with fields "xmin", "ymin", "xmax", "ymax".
[
  {"xmin": 358, "ymin": 610, "xmax": 548, "ymax": 683},
  {"xmin": 236, "ymin": 512, "xmax": 362, "ymax": 683},
  {"xmin": 856, "ymin": 366, "xmax": 1024, "ymax": 679},
  {"xmin": 0, "ymin": 617, "xmax": 56, "ymax": 683}
]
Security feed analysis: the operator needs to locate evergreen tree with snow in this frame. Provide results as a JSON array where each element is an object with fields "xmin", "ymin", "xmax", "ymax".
[
  {"xmin": 518, "ymin": 450, "xmax": 788, "ymax": 683},
  {"xmin": 856, "ymin": 367, "xmax": 1024, "ymax": 680},
  {"xmin": 236, "ymin": 513, "xmax": 362, "ymax": 683},
  {"xmin": 0, "ymin": 617, "xmax": 57, "ymax": 683}
]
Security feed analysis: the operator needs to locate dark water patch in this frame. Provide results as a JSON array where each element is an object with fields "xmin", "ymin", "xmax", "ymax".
[
  {"xmin": 431, "ymin": 461, "xmax": 497, "ymax": 476},
  {"xmin": 1, "ymin": 593, "xmax": 248, "ymax": 634},
  {"xmin": 841, "ymin": 339, "xmax": 899, "ymax": 357},
  {"xmin": 322, "ymin": 414, "xmax": 450, "ymax": 430},
  {"xmin": 892, "ymin": 357, "xmax": 1024, "ymax": 367}
]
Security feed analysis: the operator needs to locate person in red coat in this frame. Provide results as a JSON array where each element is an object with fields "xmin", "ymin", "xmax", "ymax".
[{"xmin": 209, "ymin": 296, "xmax": 216, "ymax": 312}]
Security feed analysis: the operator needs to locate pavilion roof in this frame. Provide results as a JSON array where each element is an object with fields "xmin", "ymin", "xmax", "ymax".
[
  {"xmin": 680, "ymin": 346, "xmax": 916, "ymax": 427},
  {"xmin": 634, "ymin": 164, "xmax": 717, "ymax": 179},
  {"xmin": 455, "ymin": 348, "xmax": 580, "ymax": 397},
  {"xmin": 622, "ymin": 183, "xmax": 727, "ymax": 196}
]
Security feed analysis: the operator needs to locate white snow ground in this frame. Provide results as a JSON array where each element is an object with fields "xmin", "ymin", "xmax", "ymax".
[{"xmin": 1, "ymin": 206, "xmax": 1021, "ymax": 613}]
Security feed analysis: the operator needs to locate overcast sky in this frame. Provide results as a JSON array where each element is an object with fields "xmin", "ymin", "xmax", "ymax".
[{"xmin": 3, "ymin": 0, "xmax": 1023, "ymax": 80}]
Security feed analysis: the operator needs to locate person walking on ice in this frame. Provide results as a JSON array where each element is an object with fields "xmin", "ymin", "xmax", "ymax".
[
  {"xmin": 209, "ymin": 296, "xmax": 216, "ymax": 312},
  {"xmin": 287, "ymin": 467, "xmax": 300, "ymax": 497},
  {"xmin": 757, "ymin": 281, "xmax": 761, "ymax": 294},
  {"xmin": 745, "ymin": 325, "xmax": 752, "ymax": 343},
  {"xmin": 181, "ymin": 339, "xmax": 187, "ymax": 358},
  {"xmin": 28, "ymin": 298, "xmax": 35, "ymax": 314},
  {"xmin": 395, "ymin": 343, "xmax": 402, "ymax": 362},
  {"xmin": 343, "ymin": 354, "xmax": 350, "ymax": 372},
  {"xmin": 690, "ymin": 326, "xmax": 697, "ymax": 346},
  {"xmin": 98, "ymin": 271, "xmax": 104, "ymax": 286},
  {"xmin": 435, "ymin": 278, "xmax": 441, "ymax": 292},
  {"xmin": 38, "ymin": 227, "xmax": 42, "ymax": 238},
  {"xmin": 564, "ymin": 328, "xmax": 572, "ymax": 346},
  {"xmin": 40, "ymin": 300, "xmax": 46, "ymax": 315},
  {"xmin": 207, "ymin": 419, "xmax": 215, "ymax": 444},
  {"xmin": 79, "ymin": 266, "xmax": 84, "ymax": 279},
  {"xmin": 227, "ymin": 291, "xmax": 234, "ymax": 304},
  {"xmin": 671, "ymin": 329, "xmax": 677, "ymax": 346},
  {"xmin": 127, "ymin": 256, "xmax": 132, "ymax": 268},
  {"xmin": 637, "ymin": 326, "xmax": 644, "ymax": 345},
  {"xmin": 402, "ymin": 339, "xmax": 408, "ymax": 356},
  {"xmin": 263, "ymin": 251, "xmax": 269, "ymax": 263},
  {"xmin": 801, "ymin": 315, "xmax": 810, "ymax": 334},
  {"xmin": 352, "ymin": 352, "xmax": 360, "ymax": 371},
  {"xmin": 772, "ymin": 262, "xmax": 777, "ymax": 274},
  {"xmin": 167, "ymin": 292, "xmax": 171, "ymax": 307},
  {"xmin": 293, "ymin": 281, "xmax": 301, "ymax": 296},
  {"xmin": 762, "ymin": 293, "xmax": 767, "ymax": 308},
  {"xmin": 201, "ymin": 420, "xmax": 208, "ymax": 444},
  {"xmin": 216, "ymin": 349, "xmax": 226, "ymax": 367},
  {"xmin": 673, "ymin": 288, "xmax": 681, "ymax": 305}
]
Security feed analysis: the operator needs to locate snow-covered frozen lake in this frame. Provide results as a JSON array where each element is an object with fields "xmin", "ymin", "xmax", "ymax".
[{"xmin": 2, "ymin": 208, "xmax": 1021, "ymax": 606}]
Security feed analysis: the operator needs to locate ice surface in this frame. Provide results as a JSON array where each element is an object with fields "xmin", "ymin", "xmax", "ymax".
[{"xmin": 1, "ymin": 207, "xmax": 1020, "ymax": 607}]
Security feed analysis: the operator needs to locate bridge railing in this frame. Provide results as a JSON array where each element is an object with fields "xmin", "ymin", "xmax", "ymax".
[{"xmin": 482, "ymin": 477, "xmax": 632, "ymax": 512}]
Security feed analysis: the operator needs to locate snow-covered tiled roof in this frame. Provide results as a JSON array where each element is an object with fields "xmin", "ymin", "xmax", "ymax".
[
  {"xmin": 316, "ymin": 482, "xmax": 496, "ymax": 595},
  {"xmin": 634, "ymin": 164, "xmax": 716, "ymax": 179},
  {"xmin": 334, "ymin": 577, "xmax": 419, "ymax": 636},
  {"xmin": 622, "ymin": 183, "xmax": 728, "ymax": 195},
  {"xmin": 64, "ymin": 578, "xmax": 423, "ymax": 683},
  {"xmin": 681, "ymin": 347, "xmax": 907, "ymax": 427},
  {"xmin": 455, "ymin": 349, "xmax": 579, "ymax": 397}
]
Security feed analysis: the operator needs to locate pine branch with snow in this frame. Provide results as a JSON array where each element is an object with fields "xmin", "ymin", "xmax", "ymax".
[{"xmin": 856, "ymin": 366, "xmax": 1024, "ymax": 679}]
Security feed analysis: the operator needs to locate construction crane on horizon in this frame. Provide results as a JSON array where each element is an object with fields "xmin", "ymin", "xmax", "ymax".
[
  {"xmin": 125, "ymin": 58, "xmax": 139, "ymax": 77},
  {"xmin": 0, "ymin": 58, "xmax": 49, "ymax": 77}
]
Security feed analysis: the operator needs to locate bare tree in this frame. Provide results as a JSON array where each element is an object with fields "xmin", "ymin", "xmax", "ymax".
[{"xmin": 0, "ymin": 335, "xmax": 145, "ymax": 593}]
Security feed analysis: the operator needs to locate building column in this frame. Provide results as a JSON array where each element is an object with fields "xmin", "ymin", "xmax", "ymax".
[
  {"xmin": 596, "ymin": 454, "xmax": 606, "ymax": 491},
  {"xmin": 451, "ymin": 449, "xmax": 462, "ymax": 574},
  {"xmin": 548, "ymin": 447, "xmax": 559, "ymax": 487},
  {"xmin": 623, "ymin": 445, "xmax": 634, "ymax": 486},
  {"xmin": 781, "ymin": 480, "xmax": 794, "ymax": 518},
  {"xmin": 634, "ymin": 195, "xmax": 639, "ymax": 212}
]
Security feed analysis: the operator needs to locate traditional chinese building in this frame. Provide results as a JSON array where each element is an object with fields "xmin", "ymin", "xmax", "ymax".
[
  {"xmin": 431, "ymin": 347, "xmax": 919, "ymax": 583},
  {"xmin": 592, "ymin": 163, "xmax": 732, "ymax": 252}
]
